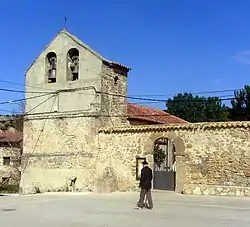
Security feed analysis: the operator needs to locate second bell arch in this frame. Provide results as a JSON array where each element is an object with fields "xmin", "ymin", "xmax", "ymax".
[{"xmin": 67, "ymin": 48, "xmax": 79, "ymax": 81}]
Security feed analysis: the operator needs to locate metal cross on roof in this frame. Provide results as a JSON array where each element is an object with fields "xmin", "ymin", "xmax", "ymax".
[{"xmin": 63, "ymin": 16, "xmax": 68, "ymax": 29}]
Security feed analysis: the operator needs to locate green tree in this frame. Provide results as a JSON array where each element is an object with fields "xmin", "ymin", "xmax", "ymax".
[
  {"xmin": 166, "ymin": 92, "xmax": 230, "ymax": 123},
  {"xmin": 204, "ymin": 97, "xmax": 230, "ymax": 122},
  {"xmin": 153, "ymin": 144, "xmax": 165, "ymax": 167},
  {"xmin": 230, "ymin": 85, "xmax": 250, "ymax": 121}
]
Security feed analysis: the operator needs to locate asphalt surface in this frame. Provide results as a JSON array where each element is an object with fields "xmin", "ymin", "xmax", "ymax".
[{"xmin": 1, "ymin": 191, "xmax": 250, "ymax": 226}]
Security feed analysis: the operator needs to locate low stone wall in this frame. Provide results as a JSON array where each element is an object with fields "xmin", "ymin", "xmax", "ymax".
[
  {"xmin": 183, "ymin": 184, "xmax": 250, "ymax": 197},
  {"xmin": 98, "ymin": 121, "xmax": 250, "ymax": 196},
  {"xmin": 20, "ymin": 119, "xmax": 250, "ymax": 196}
]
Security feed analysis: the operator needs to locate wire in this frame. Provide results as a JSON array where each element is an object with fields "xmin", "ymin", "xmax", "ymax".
[
  {"xmin": 0, "ymin": 86, "xmax": 237, "ymax": 101},
  {"xmin": 0, "ymin": 94, "xmax": 235, "ymax": 113},
  {"xmin": 0, "ymin": 84, "xmax": 237, "ymax": 111},
  {"xmin": 129, "ymin": 95, "xmax": 233, "ymax": 105},
  {"xmin": 0, "ymin": 98, "xmax": 236, "ymax": 120},
  {"xmin": 0, "ymin": 96, "xmax": 57, "ymax": 116},
  {"xmin": 0, "ymin": 92, "xmax": 54, "ymax": 105},
  {"xmin": 100, "ymin": 91, "xmax": 235, "ymax": 103},
  {"xmin": 22, "ymin": 96, "xmax": 58, "ymax": 171},
  {"xmin": 21, "ymin": 104, "xmax": 233, "ymax": 118},
  {"xmin": 18, "ymin": 113, "xmax": 228, "ymax": 123},
  {"xmin": 0, "ymin": 78, "xmax": 98, "ymax": 92},
  {"xmin": 0, "ymin": 108, "xmax": 20, "ymax": 114},
  {"xmin": 130, "ymin": 89, "xmax": 239, "ymax": 97},
  {"xmin": 166, "ymin": 97, "xmax": 235, "ymax": 104},
  {"xmin": 25, "ymin": 94, "xmax": 57, "ymax": 114},
  {"xmin": 0, "ymin": 78, "xmax": 244, "ymax": 98},
  {"xmin": 0, "ymin": 88, "xmax": 52, "ymax": 94},
  {"xmin": 0, "ymin": 79, "xmax": 55, "ymax": 91}
]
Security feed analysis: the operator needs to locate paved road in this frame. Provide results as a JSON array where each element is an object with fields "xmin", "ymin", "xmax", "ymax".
[{"xmin": 1, "ymin": 191, "xmax": 250, "ymax": 226}]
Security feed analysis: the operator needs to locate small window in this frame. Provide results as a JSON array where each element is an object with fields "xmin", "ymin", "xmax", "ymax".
[
  {"xmin": 2, "ymin": 177, "xmax": 9, "ymax": 185},
  {"xmin": 114, "ymin": 76, "xmax": 119, "ymax": 85},
  {"xmin": 3, "ymin": 157, "xmax": 10, "ymax": 166}
]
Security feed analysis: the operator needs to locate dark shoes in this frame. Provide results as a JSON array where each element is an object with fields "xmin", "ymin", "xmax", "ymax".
[
  {"xmin": 135, "ymin": 202, "xmax": 153, "ymax": 210},
  {"xmin": 145, "ymin": 204, "xmax": 153, "ymax": 210}
]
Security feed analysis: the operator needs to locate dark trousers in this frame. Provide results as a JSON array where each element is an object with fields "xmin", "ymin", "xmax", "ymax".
[{"xmin": 138, "ymin": 189, "xmax": 153, "ymax": 208}]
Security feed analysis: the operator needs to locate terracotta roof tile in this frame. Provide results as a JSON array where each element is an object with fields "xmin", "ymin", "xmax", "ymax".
[
  {"xmin": 99, "ymin": 121, "xmax": 250, "ymax": 133},
  {"xmin": 127, "ymin": 103, "xmax": 187, "ymax": 124},
  {"xmin": 0, "ymin": 132, "xmax": 23, "ymax": 143}
]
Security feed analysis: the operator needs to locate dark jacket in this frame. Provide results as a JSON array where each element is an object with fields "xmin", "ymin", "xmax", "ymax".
[{"xmin": 139, "ymin": 166, "xmax": 153, "ymax": 190}]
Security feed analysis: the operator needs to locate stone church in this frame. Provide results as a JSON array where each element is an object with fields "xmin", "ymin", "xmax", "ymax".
[
  {"xmin": 20, "ymin": 29, "xmax": 185, "ymax": 193},
  {"xmin": 20, "ymin": 29, "xmax": 250, "ymax": 197}
]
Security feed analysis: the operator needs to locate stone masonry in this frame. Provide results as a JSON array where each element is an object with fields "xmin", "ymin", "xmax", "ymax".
[
  {"xmin": 20, "ymin": 29, "xmax": 130, "ymax": 194},
  {"xmin": 0, "ymin": 142, "xmax": 21, "ymax": 186},
  {"xmin": 100, "ymin": 63, "xmax": 128, "ymax": 127},
  {"xmin": 20, "ymin": 29, "xmax": 250, "ymax": 197},
  {"xmin": 20, "ymin": 116, "xmax": 99, "ymax": 193},
  {"xmin": 98, "ymin": 121, "xmax": 250, "ymax": 196},
  {"xmin": 0, "ymin": 117, "xmax": 22, "ymax": 187}
]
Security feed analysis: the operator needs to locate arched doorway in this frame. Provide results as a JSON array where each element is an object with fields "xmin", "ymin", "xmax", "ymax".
[{"xmin": 153, "ymin": 137, "xmax": 176, "ymax": 190}]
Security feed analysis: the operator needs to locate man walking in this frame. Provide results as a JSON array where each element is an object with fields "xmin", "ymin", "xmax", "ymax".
[{"xmin": 136, "ymin": 160, "xmax": 153, "ymax": 210}]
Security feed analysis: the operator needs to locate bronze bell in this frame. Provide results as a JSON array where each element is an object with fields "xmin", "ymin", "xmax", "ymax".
[
  {"xmin": 49, "ymin": 69, "xmax": 56, "ymax": 79},
  {"xmin": 71, "ymin": 56, "xmax": 79, "ymax": 74},
  {"xmin": 71, "ymin": 65, "xmax": 78, "ymax": 74}
]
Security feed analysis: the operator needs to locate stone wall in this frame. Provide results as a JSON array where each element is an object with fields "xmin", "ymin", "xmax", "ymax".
[
  {"xmin": 20, "ymin": 114, "xmax": 102, "ymax": 194},
  {"xmin": 0, "ymin": 116, "xmax": 22, "ymax": 132},
  {"xmin": 98, "ymin": 122, "xmax": 250, "ymax": 196},
  {"xmin": 0, "ymin": 145, "xmax": 21, "ymax": 186},
  {"xmin": 0, "ymin": 116, "xmax": 23, "ymax": 187},
  {"xmin": 25, "ymin": 30, "xmax": 103, "ymax": 115},
  {"xmin": 101, "ymin": 64, "xmax": 128, "ymax": 127},
  {"xmin": 20, "ymin": 61, "xmax": 130, "ymax": 194},
  {"xmin": 21, "ymin": 29, "xmax": 133, "ymax": 194},
  {"xmin": 20, "ymin": 119, "xmax": 250, "ymax": 196}
]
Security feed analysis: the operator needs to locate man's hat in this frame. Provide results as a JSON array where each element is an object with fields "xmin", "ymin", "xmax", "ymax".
[{"xmin": 142, "ymin": 160, "xmax": 148, "ymax": 165}]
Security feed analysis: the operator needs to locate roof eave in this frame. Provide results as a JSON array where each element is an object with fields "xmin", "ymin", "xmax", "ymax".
[
  {"xmin": 99, "ymin": 121, "xmax": 250, "ymax": 133},
  {"xmin": 103, "ymin": 61, "xmax": 131, "ymax": 72},
  {"xmin": 127, "ymin": 116, "xmax": 163, "ymax": 124},
  {"xmin": 127, "ymin": 116, "xmax": 186, "ymax": 124}
]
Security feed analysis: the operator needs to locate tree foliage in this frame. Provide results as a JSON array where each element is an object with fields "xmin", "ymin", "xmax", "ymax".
[
  {"xmin": 165, "ymin": 85, "xmax": 250, "ymax": 122},
  {"xmin": 166, "ymin": 93, "xmax": 230, "ymax": 122},
  {"xmin": 230, "ymin": 85, "xmax": 250, "ymax": 121},
  {"xmin": 153, "ymin": 144, "xmax": 165, "ymax": 167}
]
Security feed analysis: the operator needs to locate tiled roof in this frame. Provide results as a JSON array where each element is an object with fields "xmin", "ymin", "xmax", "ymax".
[
  {"xmin": 26, "ymin": 29, "xmax": 131, "ymax": 73},
  {"xmin": 0, "ymin": 132, "xmax": 23, "ymax": 143},
  {"xmin": 127, "ymin": 103, "xmax": 187, "ymax": 124},
  {"xmin": 99, "ymin": 121, "xmax": 250, "ymax": 133}
]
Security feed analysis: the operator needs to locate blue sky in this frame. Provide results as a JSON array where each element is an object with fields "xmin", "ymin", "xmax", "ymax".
[{"xmin": 0, "ymin": 0, "xmax": 250, "ymax": 113}]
